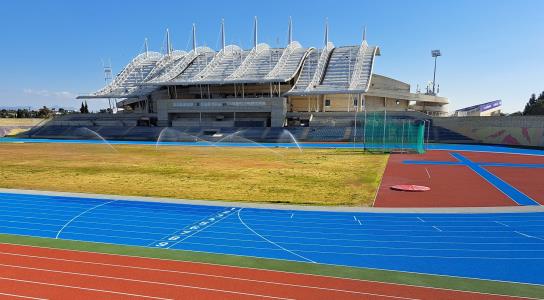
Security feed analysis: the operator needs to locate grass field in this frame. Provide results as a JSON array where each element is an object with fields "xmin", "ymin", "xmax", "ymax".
[{"xmin": 0, "ymin": 143, "xmax": 388, "ymax": 206}]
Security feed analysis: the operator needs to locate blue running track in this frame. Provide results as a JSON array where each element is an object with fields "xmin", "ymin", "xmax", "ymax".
[
  {"xmin": 2, "ymin": 137, "xmax": 544, "ymax": 156},
  {"xmin": 0, "ymin": 191, "xmax": 543, "ymax": 285}
]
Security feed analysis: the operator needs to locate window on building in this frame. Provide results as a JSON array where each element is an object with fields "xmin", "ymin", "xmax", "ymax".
[
  {"xmin": 325, "ymin": 99, "xmax": 331, "ymax": 107},
  {"xmin": 353, "ymin": 99, "xmax": 358, "ymax": 106}
]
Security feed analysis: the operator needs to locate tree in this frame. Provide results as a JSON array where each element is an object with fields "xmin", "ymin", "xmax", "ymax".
[
  {"xmin": 37, "ymin": 106, "xmax": 52, "ymax": 118},
  {"xmin": 84, "ymin": 101, "xmax": 89, "ymax": 113},
  {"xmin": 80, "ymin": 102, "xmax": 86, "ymax": 114},
  {"xmin": 523, "ymin": 91, "xmax": 544, "ymax": 115}
]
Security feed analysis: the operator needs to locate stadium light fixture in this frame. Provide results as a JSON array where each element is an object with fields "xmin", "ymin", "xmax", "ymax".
[{"xmin": 431, "ymin": 50, "xmax": 441, "ymax": 95}]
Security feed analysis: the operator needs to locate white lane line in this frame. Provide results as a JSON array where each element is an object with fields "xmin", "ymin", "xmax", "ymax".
[
  {"xmin": 14, "ymin": 225, "xmax": 542, "ymax": 251},
  {"xmin": 354, "ymin": 216, "xmax": 362, "ymax": 225},
  {"xmin": 55, "ymin": 200, "xmax": 116, "ymax": 239},
  {"xmin": 175, "ymin": 242, "xmax": 544, "ymax": 260},
  {"xmin": 169, "ymin": 238, "xmax": 544, "ymax": 259},
  {"xmin": 164, "ymin": 209, "xmax": 238, "ymax": 249},
  {"xmin": 143, "ymin": 235, "xmax": 544, "ymax": 252},
  {"xmin": 4, "ymin": 195, "xmax": 544, "ymax": 225},
  {"xmin": 205, "ymin": 228, "xmax": 541, "ymax": 243},
  {"xmin": 417, "ymin": 217, "xmax": 425, "ymax": 223},
  {"xmin": 169, "ymin": 233, "xmax": 544, "ymax": 247},
  {"xmin": 26, "ymin": 209, "xmax": 544, "ymax": 228},
  {"xmin": 0, "ymin": 197, "xmax": 223, "ymax": 218},
  {"xmin": 5, "ymin": 218, "xmax": 532, "ymax": 245},
  {"xmin": 516, "ymin": 231, "xmax": 532, "ymax": 238},
  {"xmin": 7, "ymin": 210, "xmax": 527, "ymax": 234},
  {"xmin": 9, "ymin": 221, "xmax": 527, "ymax": 246},
  {"xmin": 2, "ymin": 242, "xmax": 540, "ymax": 299},
  {"xmin": 0, "ymin": 292, "xmax": 47, "ymax": 300},
  {"xmin": 237, "ymin": 208, "xmax": 316, "ymax": 263},
  {"xmin": 425, "ymin": 167, "xmax": 431, "ymax": 179},
  {"xmin": 515, "ymin": 231, "xmax": 544, "ymax": 242},
  {"xmin": 0, "ymin": 193, "xmax": 233, "ymax": 213},
  {"xmin": 495, "ymin": 221, "xmax": 510, "ymax": 227},
  {"xmin": 432, "ymin": 226, "xmax": 442, "ymax": 232},
  {"xmin": 0, "ymin": 277, "xmax": 170, "ymax": 300},
  {"xmin": 3, "ymin": 212, "xmax": 540, "ymax": 236},
  {"xmin": 0, "ymin": 252, "xmax": 417, "ymax": 299},
  {"xmin": 0, "ymin": 264, "xmax": 292, "ymax": 300}
]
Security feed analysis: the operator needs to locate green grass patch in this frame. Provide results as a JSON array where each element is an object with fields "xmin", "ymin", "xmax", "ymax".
[
  {"xmin": 0, "ymin": 143, "xmax": 387, "ymax": 206},
  {"xmin": 0, "ymin": 234, "xmax": 542, "ymax": 299}
]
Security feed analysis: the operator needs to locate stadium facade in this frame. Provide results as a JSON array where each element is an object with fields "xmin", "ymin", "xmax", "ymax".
[{"xmin": 78, "ymin": 19, "xmax": 449, "ymax": 127}]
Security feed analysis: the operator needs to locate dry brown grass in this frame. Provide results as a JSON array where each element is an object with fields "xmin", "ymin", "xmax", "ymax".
[
  {"xmin": 0, "ymin": 118, "xmax": 44, "ymax": 126},
  {"xmin": 0, "ymin": 143, "xmax": 388, "ymax": 206}
]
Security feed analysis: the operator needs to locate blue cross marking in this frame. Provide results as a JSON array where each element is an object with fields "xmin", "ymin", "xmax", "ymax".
[{"xmin": 403, "ymin": 152, "xmax": 541, "ymax": 206}]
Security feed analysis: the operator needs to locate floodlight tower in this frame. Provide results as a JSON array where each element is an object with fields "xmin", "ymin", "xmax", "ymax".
[{"xmin": 431, "ymin": 49, "xmax": 441, "ymax": 95}]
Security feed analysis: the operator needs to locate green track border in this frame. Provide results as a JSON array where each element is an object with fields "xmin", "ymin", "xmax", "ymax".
[{"xmin": 0, "ymin": 234, "xmax": 542, "ymax": 299}]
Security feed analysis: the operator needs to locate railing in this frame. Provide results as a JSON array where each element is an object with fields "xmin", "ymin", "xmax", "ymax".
[
  {"xmin": 286, "ymin": 49, "xmax": 318, "ymax": 93},
  {"xmin": 306, "ymin": 42, "xmax": 334, "ymax": 91},
  {"xmin": 142, "ymin": 50, "xmax": 186, "ymax": 82},
  {"xmin": 147, "ymin": 47, "xmax": 214, "ymax": 84},
  {"xmin": 364, "ymin": 46, "xmax": 379, "ymax": 91},
  {"xmin": 93, "ymin": 52, "xmax": 162, "ymax": 96},
  {"xmin": 227, "ymin": 43, "xmax": 270, "ymax": 80},
  {"xmin": 191, "ymin": 45, "xmax": 242, "ymax": 81},
  {"xmin": 348, "ymin": 41, "xmax": 368, "ymax": 89},
  {"xmin": 264, "ymin": 42, "xmax": 302, "ymax": 80}
]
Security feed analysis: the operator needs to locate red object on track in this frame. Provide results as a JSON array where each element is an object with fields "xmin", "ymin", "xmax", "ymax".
[
  {"xmin": 0, "ymin": 243, "xmax": 520, "ymax": 300},
  {"xmin": 390, "ymin": 184, "xmax": 431, "ymax": 192}
]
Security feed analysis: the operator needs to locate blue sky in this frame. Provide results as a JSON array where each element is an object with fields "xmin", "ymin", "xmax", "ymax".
[{"xmin": 0, "ymin": 0, "xmax": 542, "ymax": 113}]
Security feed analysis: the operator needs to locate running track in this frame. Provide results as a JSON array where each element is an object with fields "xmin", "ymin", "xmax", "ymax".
[
  {"xmin": 0, "ymin": 243, "xmax": 525, "ymax": 300},
  {"xmin": 0, "ymin": 192, "xmax": 544, "ymax": 285},
  {"xmin": 2, "ymin": 137, "xmax": 544, "ymax": 155}
]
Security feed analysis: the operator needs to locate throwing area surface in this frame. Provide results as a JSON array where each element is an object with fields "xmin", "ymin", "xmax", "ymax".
[
  {"xmin": 0, "ymin": 192, "xmax": 543, "ymax": 285},
  {"xmin": 375, "ymin": 151, "xmax": 544, "ymax": 207}
]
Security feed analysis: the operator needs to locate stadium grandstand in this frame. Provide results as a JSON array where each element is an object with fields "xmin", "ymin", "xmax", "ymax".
[{"xmin": 75, "ymin": 18, "xmax": 448, "ymax": 129}]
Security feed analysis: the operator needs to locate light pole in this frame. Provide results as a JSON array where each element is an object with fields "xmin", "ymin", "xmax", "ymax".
[{"xmin": 431, "ymin": 50, "xmax": 441, "ymax": 95}]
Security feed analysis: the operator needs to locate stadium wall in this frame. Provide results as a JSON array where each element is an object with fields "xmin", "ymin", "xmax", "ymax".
[
  {"xmin": 433, "ymin": 116, "xmax": 544, "ymax": 147},
  {"xmin": 0, "ymin": 126, "xmax": 34, "ymax": 137}
]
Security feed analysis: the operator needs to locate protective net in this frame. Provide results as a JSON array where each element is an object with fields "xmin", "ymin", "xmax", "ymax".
[{"xmin": 353, "ymin": 111, "xmax": 426, "ymax": 154}]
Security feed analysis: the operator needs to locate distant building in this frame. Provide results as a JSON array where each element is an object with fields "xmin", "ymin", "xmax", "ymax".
[
  {"xmin": 454, "ymin": 100, "xmax": 502, "ymax": 117},
  {"xmin": 78, "ymin": 20, "xmax": 449, "ymax": 127}
]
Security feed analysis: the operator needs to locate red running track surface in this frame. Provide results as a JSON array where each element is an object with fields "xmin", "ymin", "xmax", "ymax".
[
  {"xmin": 374, "ymin": 151, "xmax": 518, "ymax": 207},
  {"xmin": 0, "ymin": 243, "xmax": 525, "ymax": 300}
]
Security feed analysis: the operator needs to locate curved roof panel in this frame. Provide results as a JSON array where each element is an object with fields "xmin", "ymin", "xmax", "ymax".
[
  {"xmin": 264, "ymin": 42, "xmax": 308, "ymax": 82},
  {"xmin": 286, "ymin": 42, "xmax": 380, "ymax": 95},
  {"xmin": 226, "ymin": 43, "xmax": 283, "ymax": 83},
  {"xmin": 148, "ymin": 47, "xmax": 214, "ymax": 85},
  {"xmin": 79, "ymin": 52, "xmax": 163, "ymax": 98},
  {"xmin": 79, "ymin": 39, "xmax": 380, "ymax": 99}
]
